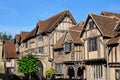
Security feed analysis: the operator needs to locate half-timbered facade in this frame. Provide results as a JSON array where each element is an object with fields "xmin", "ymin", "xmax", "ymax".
[
  {"xmin": 106, "ymin": 22, "xmax": 120, "ymax": 80},
  {"xmin": 80, "ymin": 12, "xmax": 120, "ymax": 80},
  {"xmin": 2, "ymin": 10, "xmax": 120, "ymax": 80},
  {"xmin": 15, "ymin": 10, "xmax": 76, "ymax": 78},
  {"xmin": 0, "ymin": 40, "xmax": 4, "ymax": 73},
  {"xmin": 53, "ymin": 22, "xmax": 85, "ymax": 79}
]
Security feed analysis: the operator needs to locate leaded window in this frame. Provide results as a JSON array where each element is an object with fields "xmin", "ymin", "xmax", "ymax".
[
  {"xmin": 91, "ymin": 65, "xmax": 103, "ymax": 79},
  {"xmin": 39, "ymin": 47, "xmax": 44, "ymax": 53},
  {"xmin": 64, "ymin": 42, "xmax": 71, "ymax": 53},
  {"xmin": 116, "ymin": 70, "xmax": 120, "ymax": 80},
  {"xmin": 38, "ymin": 35, "xmax": 43, "ymax": 40},
  {"xmin": 89, "ymin": 21, "xmax": 94, "ymax": 29},
  {"xmin": 88, "ymin": 37, "xmax": 97, "ymax": 51},
  {"xmin": 56, "ymin": 63, "xmax": 63, "ymax": 74}
]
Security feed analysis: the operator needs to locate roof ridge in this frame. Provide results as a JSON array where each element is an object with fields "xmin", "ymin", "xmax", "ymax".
[
  {"xmin": 45, "ymin": 10, "xmax": 68, "ymax": 21},
  {"xmin": 102, "ymin": 11, "xmax": 120, "ymax": 15},
  {"xmin": 20, "ymin": 31, "xmax": 30, "ymax": 33},
  {"xmin": 90, "ymin": 13, "xmax": 119, "ymax": 37},
  {"xmin": 90, "ymin": 13, "xmax": 119, "ymax": 20}
]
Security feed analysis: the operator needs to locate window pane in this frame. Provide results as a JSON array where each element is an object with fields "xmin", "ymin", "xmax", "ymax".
[
  {"xmin": 58, "ymin": 49, "xmax": 63, "ymax": 55},
  {"xmin": 89, "ymin": 37, "xmax": 97, "ymax": 51},
  {"xmin": 91, "ymin": 65, "xmax": 103, "ymax": 79},
  {"xmin": 64, "ymin": 43, "xmax": 71, "ymax": 52},
  {"xmin": 25, "ymin": 42, "xmax": 28, "ymax": 48},
  {"xmin": 39, "ymin": 47, "xmax": 44, "ymax": 53},
  {"xmin": 89, "ymin": 21, "xmax": 94, "ymax": 29},
  {"xmin": 56, "ymin": 63, "xmax": 63, "ymax": 74},
  {"xmin": 116, "ymin": 70, "xmax": 120, "ymax": 80},
  {"xmin": 38, "ymin": 35, "xmax": 43, "ymax": 40}
]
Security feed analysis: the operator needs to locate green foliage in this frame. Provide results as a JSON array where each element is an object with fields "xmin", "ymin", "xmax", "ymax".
[
  {"xmin": 18, "ymin": 54, "xmax": 39, "ymax": 74},
  {"xmin": 45, "ymin": 67, "xmax": 55, "ymax": 78},
  {"xmin": 0, "ymin": 32, "xmax": 13, "ymax": 41}
]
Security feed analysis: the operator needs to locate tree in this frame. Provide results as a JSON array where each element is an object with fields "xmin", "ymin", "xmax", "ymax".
[
  {"xmin": 0, "ymin": 32, "xmax": 13, "ymax": 41},
  {"xmin": 45, "ymin": 67, "xmax": 55, "ymax": 79},
  {"xmin": 18, "ymin": 54, "xmax": 39, "ymax": 80}
]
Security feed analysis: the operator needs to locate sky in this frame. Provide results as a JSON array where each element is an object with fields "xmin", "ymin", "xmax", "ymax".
[{"xmin": 0, "ymin": 0, "xmax": 120, "ymax": 37}]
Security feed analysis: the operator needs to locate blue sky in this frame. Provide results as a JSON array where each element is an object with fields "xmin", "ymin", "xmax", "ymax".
[{"xmin": 0, "ymin": 0, "xmax": 120, "ymax": 37}]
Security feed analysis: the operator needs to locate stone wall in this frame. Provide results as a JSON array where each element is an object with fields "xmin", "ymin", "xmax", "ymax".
[{"xmin": 0, "ymin": 40, "xmax": 4, "ymax": 73}]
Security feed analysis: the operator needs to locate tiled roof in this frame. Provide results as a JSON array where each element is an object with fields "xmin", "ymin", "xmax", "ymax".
[
  {"xmin": 14, "ymin": 34, "xmax": 20, "ymax": 43},
  {"xmin": 101, "ymin": 11, "xmax": 120, "ymax": 19},
  {"xmin": 69, "ymin": 30, "xmax": 82, "ymax": 44},
  {"xmin": 38, "ymin": 21, "xmax": 47, "ymax": 33},
  {"xmin": 25, "ymin": 27, "xmax": 38, "ymax": 41},
  {"xmin": 69, "ymin": 21, "xmax": 84, "ymax": 32},
  {"xmin": 53, "ymin": 33, "xmax": 66, "ymax": 49},
  {"xmin": 107, "ymin": 37, "xmax": 119, "ymax": 45},
  {"xmin": 44, "ymin": 10, "xmax": 76, "ymax": 32},
  {"xmin": 107, "ymin": 35, "xmax": 120, "ymax": 46},
  {"xmin": 53, "ymin": 22, "xmax": 84, "ymax": 49},
  {"xmin": 90, "ymin": 14, "xmax": 119, "ymax": 37},
  {"xmin": 25, "ymin": 10, "xmax": 76, "ymax": 40},
  {"xmin": 3, "ymin": 41, "xmax": 17, "ymax": 59},
  {"xmin": 20, "ymin": 32, "xmax": 30, "ymax": 42},
  {"xmin": 114, "ymin": 21, "xmax": 120, "ymax": 31},
  {"xmin": 69, "ymin": 22, "xmax": 84, "ymax": 44}
]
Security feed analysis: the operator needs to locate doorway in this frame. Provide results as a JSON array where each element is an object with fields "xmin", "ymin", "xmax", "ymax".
[{"xmin": 67, "ymin": 66, "xmax": 75, "ymax": 78}]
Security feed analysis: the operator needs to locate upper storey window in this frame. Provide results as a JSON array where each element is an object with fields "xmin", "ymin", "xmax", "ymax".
[
  {"xmin": 39, "ymin": 47, "xmax": 44, "ymax": 53},
  {"xmin": 89, "ymin": 21, "xmax": 94, "ymax": 29},
  {"xmin": 25, "ymin": 42, "xmax": 28, "ymax": 48},
  {"xmin": 64, "ymin": 42, "xmax": 71, "ymax": 53},
  {"xmin": 38, "ymin": 34, "xmax": 43, "ymax": 41},
  {"xmin": 88, "ymin": 37, "xmax": 97, "ymax": 51}
]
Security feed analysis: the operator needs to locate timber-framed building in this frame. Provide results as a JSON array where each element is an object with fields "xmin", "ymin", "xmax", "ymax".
[{"xmin": 1, "ymin": 10, "xmax": 120, "ymax": 80}]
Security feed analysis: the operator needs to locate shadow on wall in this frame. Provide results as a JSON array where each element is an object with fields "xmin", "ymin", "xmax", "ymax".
[
  {"xmin": 0, "ymin": 73, "xmax": 22, "ymax": 80},
  {"xmin": 53, "ymin": 78, "xmax": 86, "ymax": 80},
  {"xmin": 0, "ymin": 73, "xmax": 4, "ymax": 80}
]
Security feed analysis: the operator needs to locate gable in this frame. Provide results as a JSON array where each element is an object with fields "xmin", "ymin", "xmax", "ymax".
[
  {"xmin": 37, "ymin": 10, "xmax": 76, "ymax": 33},
  {"xmin": 53, "ymin": 33, "xmax": 67, "ymax": 50},
  {"xmin": 80, "ymin": 14, "xmax": 119, "ymax": 38},
  {"xmin": 114, "ymin": 21, "xmax": 120, "ymax": 31},
  {"xmin": 55, "ymin": 16, "xmax": 75, "ymax": 31},
  {"xmin": 3, "ymin": 41, "xmax": 17, "ymax": 59},
  {"xmin": 14, "ymin": 34, "xmax": 20, "ymax": 43},
  {"xmin": 24, "ymin": 10, "xmax": 76, "ymax": 41},
  {"xmin": 80, "ymin": 16, "xmax": 102, "ymax": 39},
  {"xmin": 101, "ymin": 11, "xmax": 120, "ymax": 19},
  {"xmin": 69, "ymin": 30, "xmax": 82, "ymax": 44},
  {"xmin": 45, "ymin": 10, "xmax": 76, "ymax": 33},
  {"xmin": 64, "ymin": 31, "xmax": 73, "ymax": 43}
]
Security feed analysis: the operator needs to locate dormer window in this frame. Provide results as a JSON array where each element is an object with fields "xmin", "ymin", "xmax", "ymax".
[
  {"xmin": 38, "ymin": 34, "xmax": 43, "ymax": 40},
  {"xmin": 64, "ymin": 42, "xmax": 71, "ymax": 53},
  {"xmin": 89, "ymin": 21, "xmax": 94, "ymax": 29}
]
